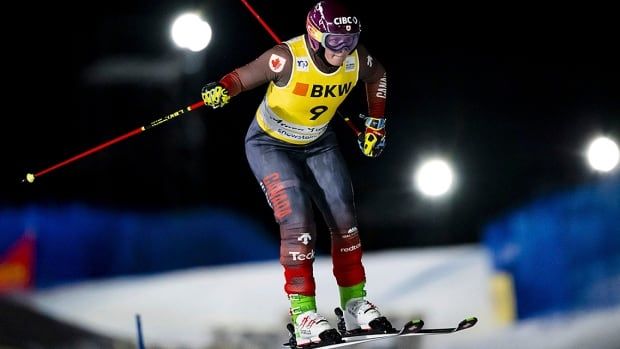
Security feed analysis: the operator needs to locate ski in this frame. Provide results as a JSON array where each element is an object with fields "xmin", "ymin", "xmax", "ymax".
[
  {"xmin": 409, "ymin": 316, "xmax": 478, "ymax": 335},
  {"xmin": 336, "ymin": 306, "xmax": 420, "ymax": 341},
  {"xmin": 282, "ymin": 309, "xmax": 478, "ymax": 349}
]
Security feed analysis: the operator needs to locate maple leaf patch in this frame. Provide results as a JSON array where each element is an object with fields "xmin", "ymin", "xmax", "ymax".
[{"xmin": 269, "ymin": 54, "xmax": 286, "ymax": 73}]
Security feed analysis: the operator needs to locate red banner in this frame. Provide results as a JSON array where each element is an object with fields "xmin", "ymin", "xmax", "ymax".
[{"xmin": 0, "ymin": 232, "xmax": 36, "ymax": 293}]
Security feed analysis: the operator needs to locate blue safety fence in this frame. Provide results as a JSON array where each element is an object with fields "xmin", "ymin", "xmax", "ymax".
[
  {"xmin": 484, "ymin": 175, "xmax": 620, "ymax": 319},
  {"xmin": 0, "ymin": 204, "xmax": 278, "ymax": 288}
]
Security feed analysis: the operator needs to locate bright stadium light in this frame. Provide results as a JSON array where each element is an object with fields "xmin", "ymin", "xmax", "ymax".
[
  {"xmin": 171, "ymin": 13, "xmax": 212, "ymax": 52},
  {"xmin": 414, "ymin": 158, "xmax": 455, "ymax": 198},
  {"xmin": 586, "ymin": 136, "xmax": 619, "ymax": 172}
]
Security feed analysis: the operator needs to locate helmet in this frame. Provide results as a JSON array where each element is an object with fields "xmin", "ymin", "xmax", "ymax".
[{"xmin": 306, "ymin": 1, "xmax": 361, "ymax": 52}]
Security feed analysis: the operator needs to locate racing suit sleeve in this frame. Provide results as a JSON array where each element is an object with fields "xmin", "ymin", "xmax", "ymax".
[
  {"xmin": 356, "ymin": 44, "xmax": 387, "ymax": 118},
  {"xmin": 218, "ymin": 44, "xmax": 293, "ymax": 97}
]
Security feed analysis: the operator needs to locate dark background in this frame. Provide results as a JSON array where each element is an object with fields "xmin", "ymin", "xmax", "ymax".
[{"xmin": 3, "ymin": 1, "xmax": 618, "ymax": 252}]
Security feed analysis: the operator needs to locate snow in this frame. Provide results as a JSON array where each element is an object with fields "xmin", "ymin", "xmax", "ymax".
[{"xmin": 16, "ymin": 245, "xmax": 620, "ymax": 348}]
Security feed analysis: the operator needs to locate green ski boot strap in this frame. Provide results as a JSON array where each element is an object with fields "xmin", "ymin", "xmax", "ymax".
[
  {"xmin": 289, "ymin": 294, "xmax": 317, "ymax": 323},
  {"xmin": 339, "ymin": 282, "xmax": 367, "ymax": 309}
]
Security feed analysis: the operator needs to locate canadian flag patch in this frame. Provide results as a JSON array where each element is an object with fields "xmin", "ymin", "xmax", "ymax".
[{"xmin": 269, "ymin": 54, "xmax": 286, "ymax": 73}]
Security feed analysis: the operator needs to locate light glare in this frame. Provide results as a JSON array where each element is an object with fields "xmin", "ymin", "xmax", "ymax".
[
  {"xmin": 171, "ymin": 13, "xmax": 212, "ymax": 52},
  {"xmin": 415, "ymin": 158, "xmax": 454, "ymax": 197},
  {"xmin": 587, "ymin": 136, "xmax": 619, "ymax": 172}
]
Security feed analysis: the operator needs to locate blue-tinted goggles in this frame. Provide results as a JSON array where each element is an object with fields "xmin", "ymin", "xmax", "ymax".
[{"xmin": 322, "ymin": 32, "xmax": 359, "ymax": 52}]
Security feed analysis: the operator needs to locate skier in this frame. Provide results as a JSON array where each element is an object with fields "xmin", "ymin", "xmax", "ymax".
[{"xmin": 201, "ymin": 1, "xmax": 391, "ymax": 346}]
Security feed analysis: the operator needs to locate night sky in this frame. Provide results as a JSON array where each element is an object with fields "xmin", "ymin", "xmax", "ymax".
[{"xmin": 4, "ymin": 1, "xmax": 619, "ymax": 251}]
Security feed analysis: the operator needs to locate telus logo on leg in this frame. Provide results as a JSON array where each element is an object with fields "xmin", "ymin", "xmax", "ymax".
[{"xmin": 290, "ymin": 250, "xmax": 315, "ymax": 261}]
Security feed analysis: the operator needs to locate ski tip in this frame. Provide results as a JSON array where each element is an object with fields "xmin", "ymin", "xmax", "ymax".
[
  {"xmin": 402, "ymin": 319, "xmax": 424, "ymax": 333},
  {"xmin": 457, "ymin": 317, "xmax": 478, "ymax": 330},
  {"xmin": 410, "ymin": 319, "xmax": 424, "ymax": 327}
]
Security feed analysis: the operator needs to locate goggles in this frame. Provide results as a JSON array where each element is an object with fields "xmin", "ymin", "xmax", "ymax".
[
  {"xmin": 322, "ymin": 32, "xmax": 360, "ymax": 52},
  {"xmin": 307, "ymin": 22, "xmax": 360, "ymax": 52}
]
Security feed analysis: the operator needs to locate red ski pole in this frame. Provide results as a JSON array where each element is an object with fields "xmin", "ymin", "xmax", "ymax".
[
  {"xmin": 239, "ymin": 0, "xmax": 363, "ymax": 139},
  {"xmin": 22, "ymin": 101, "xmax": 205, "ymax": 183}
]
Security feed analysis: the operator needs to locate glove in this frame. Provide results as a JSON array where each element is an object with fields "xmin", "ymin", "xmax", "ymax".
[
  {"xmin": 358, "ymin": 115, "xmax": 386, "ymax": 157},
  {"xmin": 201, "ymin": 82, "xmax": 230, "ymax": 109}
]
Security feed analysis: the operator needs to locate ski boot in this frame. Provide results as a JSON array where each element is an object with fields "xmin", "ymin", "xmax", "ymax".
[
  {"xmin": 287, "ymin": 310, "xmax": 342, "ymax": 348},
  {"xmin": 336, "ymin": 298, "xmax": 396, "ymax": 336}
]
